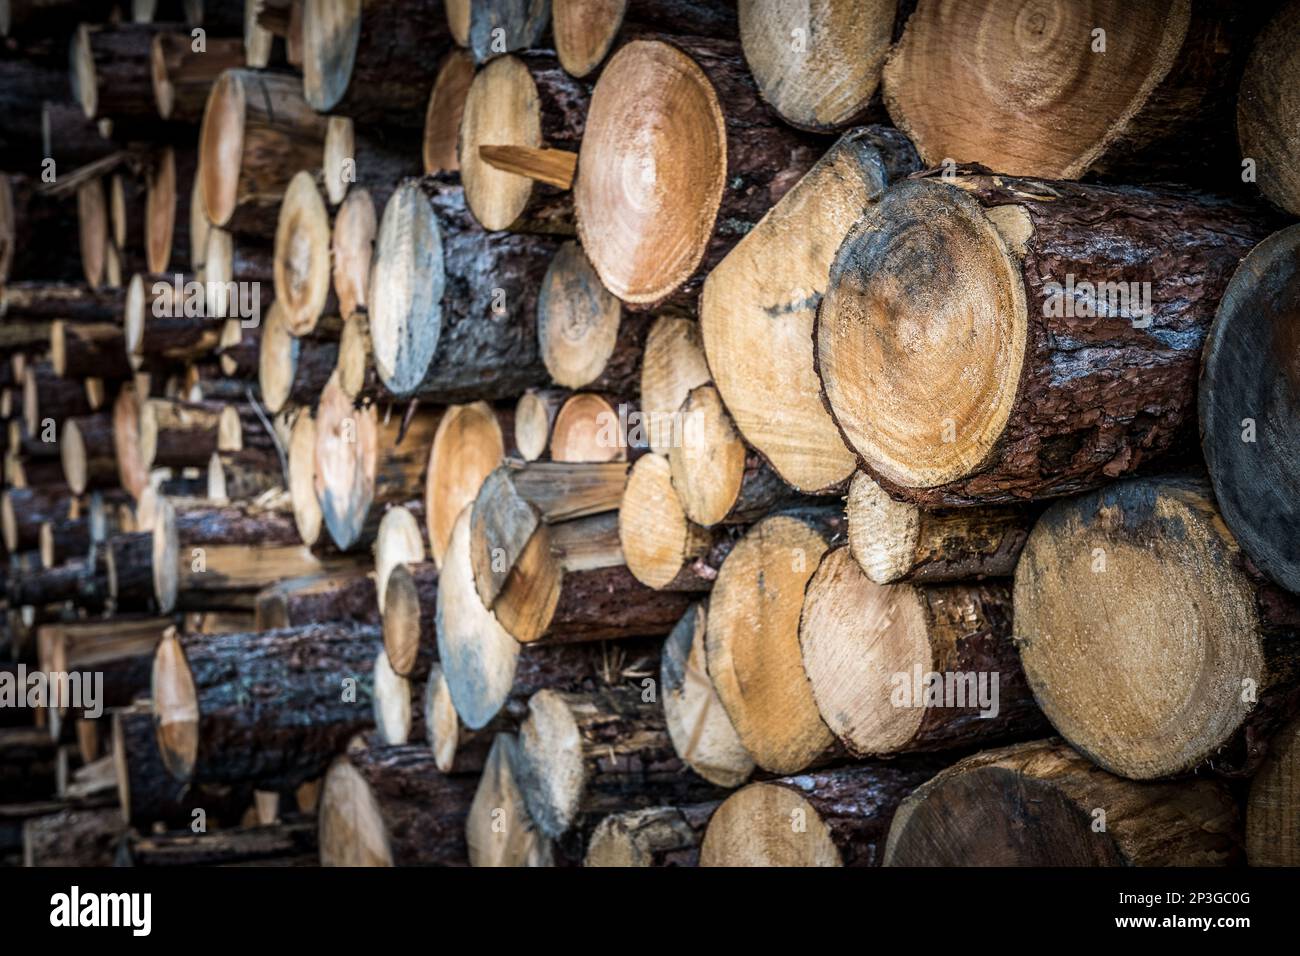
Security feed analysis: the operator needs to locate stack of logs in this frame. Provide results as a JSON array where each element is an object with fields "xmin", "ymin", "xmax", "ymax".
[{"xmin": 2, "ymin": 0, "xmax": 1299, "ymax": 868}]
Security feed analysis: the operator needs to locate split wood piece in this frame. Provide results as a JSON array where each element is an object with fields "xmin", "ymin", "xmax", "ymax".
[
  {"xmin": 1014, "ymin": 476, "xmax": 1300, "ymax": 780},
  {"xmin": 71, "ymin": 21, "xmax": 161, "ymax": 121},
  {"xmin": 382, "ymin": 561, "xmax": 438, "ymax": 678},
  {"xmin": 1201, "ymin": 223, "xmax": 1300, "ymax": 595},
  {"xmin": 144, "ymin": 146, "xmax": 197, "ymax": 274},
  {"xmin": 468, "ymin": 460, "xmax": 629, "ymax": 608},
  {"xmin": 112, "ymin": 383, "xmax": 150, "ymax": 498},
  {"xmin": 423, "ymin": 663, "xmax": 494, "ymax": 775},
  {"xmin": 463, "ymin": 0, "xmax": 548, "ymax": 64},
  {"xmin": 538, "ymin": 241, "xmax": 647, "ymax": 394},
  {"xmin": 22, "ymin": 807, "xmax": 123, "ymax": 867},
  {"xmin": 319, "ymin": 736, "xmax": 475, "ymax": 866},
  {"xmin": 575, "ymin": 36, "xmax": 816, "ymax": 309},
  {"xmin": 372, "ymin": 647, "xmax": 424, "ymax": 746},
  {"xmin": 817, "ymin": 172, "xmax": 1276, "ymax": 506},
  {"xmin": 883, "ymin": 739, "xmax": 1242, "ymax": 866},
  {"xmin": 151, "ymin": 30, "xmax": 246, "ymax": 122},
  {"xmin": 259, "ymin": 300, "xmax": 338, "ymax": 414},
  {"xmin": 1246, "ymin": 713, "xmax": 1300, "ymax": 866},
  {"xmin": 332, "ymin": 190, "xmax": 375, "ymax": 321},
  {"xmin": 105, "ymin": 530, "xmax": 155, "ymax": 610},
  {"xmin": 321, "ymin": 117, "xmax": 421, "ymax": 211},
  {"xmin": 23, "ymin": 360, "xmax": 92, "ymax": 434},
  {"xmin": 254, "ymin": 567, "xmax": 377, "ymax": 630},
  {"xmin": 151, "ymin": 498, "xmax": 339, "ymax": 613},
  {"xmin": 217, "ymin": 317, "xmax": 260, "ymax": 378},
  {"xmin": 423, "ymin": 48, "xmax": 474, "ymax": 176},
  {"xmin": 461, "ymin": 51, "xmax": 588, "ymax": 233},
  {"xmin": 374, "ymin": 506, "xmax": 426, "ymax": 621},
  {"xmin": 620, "ymin": 453, "xmax": 740, "ymax": 591},
  {"xmin": 0, "ymin": 280, "xmax": 123, "ymax": 324},
  {"xmin": 301, "ymin": 0, "xmax": 452, "ymax": 127},
  {"xmin": 1, "ymin": 485, "xmax": 74, "ymax": 553},
  {"xmin": 1239, "ymin": 2, "xmax": 1300, "ymax": 215},
  {"xmin": 199, "ymin": 69, "xmax": 329, "ymax": 235},
  {"xmin": 273, "ymin": 171, "xmax": 332, "ymax": 335},
  {"xmin": 706, "ymin": 508, "xmax": 845, "ymax": 774},
  {"xmin": 313, "ymin": 373, "xmax": 440, "ymax": 551},
  {"xmin": 513, "ymin": 387, "xmax": 566, "ymax": 462},
  {"xmin": 882, "ymin": 0, "xmax": 1256, "ymax": 181},
  {"xmin": 494, "ymin": 512, "xmax": 693, "ymax": 645},
  {"xmin": 138, "ymin": 398, "xmax": 224, "ymax": 470},
  {"xmin": 51, "ymin": 320, "xmax": 130, "ymax": 381},
  {"xmin": 585, "ymin": 802, "xmax": 719, "ymax": 867},
  {"xmin": 369, "ymin": 179, "xmax": 553, "ymax": 401},
  {"xmin": 0, "ymin": 175, "xmax": 85, "ymax": 289},
  {"xmin": 661, "ymin": 602, "xmax": 753, "ymax": 787},
  {"xmin": 61, "ymin": 413, "xmax": 117, "ymax": 494},
  {"xmin": 202, "ymin": 228, "xmax": 275, "ymax": 318},
  {"xmin": 124, "ymin": 273, "xmax": 223, "ymax": 371},
  {"xmin": 846, "ymin": 471, "xmax": 1034, "ymax": 584},
  {"xmin": 550, "ymin": 392, "xmax": 636, "ymax": 463},
  {"xmin": 670, "ymin": 383, "xmax": 803, "ymax": 526},
  {"xmin": 39, "ymin": 515, "xmax": 90, "ymax": 568},
  {"xmin": 700, "ymin": 758, "xmax": 942, "ymax": 866},
  {"xmin": 517, "ymin": 685, "xmax": 722, "ymax": 838},
  {"xmin": 151, "ymin": 622, "xmax": 381, "ymax": 788},
  {"xmin": 116, "ymin": 820, "xmax": 319, "ymax": 866},
  {"xmin": 800, "ymin": 545, "xmax": 1045, "ymax": 757},
  {"xmin": 286, "ymin": 407, "xmax": 322, "ymax": 545},
  {"xmin": 424, "ymin": 401, "xmax": 511, "ymax": 568},
  {"xmin": 466, "ymin": 733, "xmax": 555, "ymax": 867},
  {"xmin": 208, "ymin": 447, "xmax": 283, "ymax": 501},
  {"xmin": 700, "ymin": 126, "xmax": 919, "ymax": 494},
  {"xmin": 640, "ymin": 315, "xmax": 710, "ymax": 455},
  {"xmin": 552, "ymin": 0, "xmax": 737, "ymax": 78},
  {"xmin": 117, "ymin": 699, "xmax": 250, "ymax": 828},
  {"xmin": 739, "ymin": 0, "xmax": 896, "ymax": 131}
]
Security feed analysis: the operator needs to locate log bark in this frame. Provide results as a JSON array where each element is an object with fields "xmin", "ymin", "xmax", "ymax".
[
  {"xmin": 106, "ymin": 531, "xmax": 155, "ymax": 611},
  {"xmin": 151, "ymin": 30, "xmax": 247, "ymax": 121},
  {"xmin": 816, "ymin": 171, "xmax": 1278, "ymax": 505},
  {"xmin": 368, "ymin": 179, "xmax": 554, "ymax": 401},
  {"xmin": 381, "ymin": 560, "xmax": 438, "ymax": 678},
  {"xmin": 301, "ymin": 0, "xmax": 452, "ymax": 127},
  {"xmin": 60, "ymin": 413, "xmax": 118, "ymax": 494},
  {"xmin": 138, "ymin": 397, "xmax": 224, "ymax": 470},
  {"xmin": 23, "ymin": 806, "xmax": 123, "ymax": 866},
  {"xmin": 516, "ymin": 685, "xmax": 723, "ymax": 838},
  {"xmin": 2, "ymin": 485, "xmax": 74, "ymax": 553},
  {"xmin": 258, "ymin": 300, "xmax": 338, "ymax": 414},
  {"xmin": 464, "ymin": 0, "xmax": 548, "ymax": 64},
  {"xmin": 208, "ymin": 446, "xmax": 284, "ymax": 501},
  {"xmin": 23, "ymin": 359, "xmax": 92, "ymax": 434},
  {"xmin": 1200, "ymin": 223, "xmax": 1300, "ymax": 595},
  {"xmin": 0, "ymin": 175, "xmax": 84, "ymax": 288},
  {"xmin": 700, "ymin": 126, "xmax": 919, "ymax": 494},
  {"xmin": 51, "ymin": 320, "xmax": 130, "ymax": 381},
  {"xmin": 575, "ymin": 35, "xmax": 817, "ymax": 310},
  {"xmin": 253, "ymin": 567, "xmax": 378, "ymax": 631},
  {"xmin": 116, "ymin": 820, "xmax": 318, "ymax": 866},
  {"xmin": 39, "ymin": 514, "xmax": 90, "ymax": 568},
  {"xmin": 150, "ymin": 622, "xmax": 381, "ymax": 788},
  {"xmin": 71, "ymin": 22, "xmax": 161, "ymax": 121},
  {"xmin": 318, "ymin": 736, "xmax": 475, "ymax": 866},
  {"xmin": 1, "ymin": 280, "xmax": 124, "ymax": 323},
  {"xmin": 585, "ymin": 802, "xmax": 719, "ymax": 867},
  {"xmin": 883, "ymin": 739, "xmax": 1242, "ymax": 866},
  {"xmin": 1246, "ymin": 713, "xmax": 1300, "ymax": 866},
  {"xmin": 1014, "ymin": 476, "xmax": 1300, "ymax": 780},
  {"xmin": 460, "ymin": 51, "xmax": 588, "ymax": 233}
]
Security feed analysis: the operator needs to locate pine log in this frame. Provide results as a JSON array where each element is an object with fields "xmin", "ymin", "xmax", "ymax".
[
  {"xmin": 548, "ymin": 392, "xmax": 643, "ymax": 463},
  {"xmin": 42, "ymin": 616, "xmax": 172, "ymax": 735},
  {"xmin": 423, "ymin": 49, "xmax": 474, "ymax": 175},
  {"xmin": 77, "ymin": 177, "xmax": 109, "ymax": 289},
  {"xmin": 258, "ymin": 300, "xmax": 337, "ymax": 414},
  {"xmin": 700, "ymin": 126, "xmax": 919, "ymax": 494},
  {"xmin": 661, "ymin": 602, "xmax": 753, "ymax": 788},
  {"xmin": 110, "ymin": 169, "xmax": 149, "ymax": 280},
  {"xmin": 1015, "ymin": 477, "xmax": 1300, "ymax": 780},
  {"xmin": 575, "ymin": 36, "xmax": 816, "ymax": 310},
  {"xmin": 112, "ymin": 382, "xmax": 150, "ymax": 498},
  {"xmin": 0, "ymin": 175, "xmax": 83, "ymax": 288},
  {"xmin": 373, "ymin": 506, "xmax": 426, "ymax": 621},
  {"xmin": 705, "ymin": 508, "xmax": 845, "ymax": 774},
  {"xmin": 300, "ymin": 0, "xmax": 452, "ymax": 127},
  {"xmin": 150, "ymin": 622, "xmax": 381, "ymax": 788},
  {"xmin": 9, "ymin": 555, "xmax": 104, "ymax": 608},
  {"xmin": 372, "ymin": 646, "xmax": 425, "ymax": 746},
  {"xmin": 585, "ymin": 802, "xmax": 719, "ymax": 866},
  {"xmin": 313, "ymin": 372, "xmax": 440, "ymax": 550},
  {"xmin": 883, "ymin": 739, "xmax": 1241, "ymax": 866},
  {"xmin": 619, "ymin": 453, "xmax": 741, "ymax": 591},
  {"xmin": 423, "ymin": 663, "xmax": 494, "ymax": 775},
  {"xmin": 318, "ymin": 736, "xmax": 475, "ymax": 866},
  {"xmin": 105, "ymin": 530, "xmax": 155, "ymax": 611},
  {"xmin": 368, "ymin": 179, "xmax": 554, "ymax": 401},
  {"xmin": 516, "ymin": 685, "xmax": 722, "ymax": 838},
  {"xmin": 272, "ymin": 171, "xmax": 333, "ymax": 336},
  {"xmin": 217, "ymin": 317, "xmax": 260, "ymax": 379},
  {"xmin": 60, "ymin": 413, "xmax": 118, "ymax": 494},
  {"xmin": 465, "ymin": 732, "xmax": 554, "ymax": 867},
  {"xmin": 207, "ymin": 447, "xmax": 283, "ymax": 501},
  {"xmin": 202, "ymin": 228, "xmax": 274, "ymax": 318},
  {"xmin": 1201, "ymin": 223, "xmax": 1300, "ymax": 595},
  {"xmin": 51, "ymin": 320, "xmax": 130, "ymax": 381},
  {"xmin": 816, "ymin": 172, "xmax": 1277, "ymax": 506},
  {"xmin": 552, "ymin": 0, "xmax": 737, "ymax": 78},
  {"xmin": 513, "ymin": 387, "xmax": 567, "ymax": 461},
  {"xmin": 846, "ymin": 471, "xmax": 1034, "ymax": 584},
  {"xmin": 116, "ymin": 820, "xmax": 318, "ymax": 866},
  {"xmin": 138, "ymin": 397, "xmax": 224, "ymax": 470},
  {"xmin": 537, "ymin": 241, "xmax": 647, "ymax": 394},
  {"xmin": 1247, "ymin": 713, "xmax": 1300, "ymax": 866},
  {"xmin": 125, "ymin": 274, "xmax": 223, "ymax": 370},
  {"xmin": 1, "ymin": 280, "xmax": 123, "ymax": 323},
  {"xmin": 144, "ymin": 146, "xmax": 196, "ymax": 274},
  {"xmin": 286, "ymin": 407, "xmax": 323, "ymax": 546},
  {"xmin": 23, "ymin": 360, "xmax": 92, "ymax": 434},
  {"xmin": 460, "ymin": 51, "xmax": 588, "ymax": 233},
  {"xmin": 151, "ymin": 30, "xmax": 246, "ymax": 121},
  {"xmin": 198, "ymin": 68, "xmax": 329, "ymax": 235},
  {"xmin": 71, "ymin": 22, "xmax": 160, "ymax": 121},
  {"xmin": 38, "ymin": 514, "xmax": 90, "ymax": 568},
  {"xmin": 2, "ymin": 485, "xmax": 73, "ymax": 553},
  {"xmin": 253, "ymin": 568, "xmax": 378, "ymax": 631},
  {"xmin": 321, "ymin": 118, "xmax": 421, "ymax": 211},
  {"xmin": 23, "ymin": 806, "xmax": 123, "ymax": 866},
  {"xmin": 424, "ymin": 401, "xmax": 511, "ymax": 567}
]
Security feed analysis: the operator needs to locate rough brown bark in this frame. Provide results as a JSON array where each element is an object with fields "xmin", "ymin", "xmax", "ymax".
[
  {"xmin": 254, "ymin": 569, "xmax": 379, "ymax": 631},
  {"xmin": 0, "ymin": 175, "xmax": 84, "ymax": 287},
  {"xmin": 585, "ymin": 802, "xmax": 719, "ymax": 867},
  {"xmin": 106, "ymin": 531, "xmax": 155, "ymax": 611}
]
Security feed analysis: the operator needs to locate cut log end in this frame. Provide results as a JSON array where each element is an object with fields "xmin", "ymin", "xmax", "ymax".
[
  {"xmin": 274, "ymin": 171, "xmax": 331, "ymax": 336},
  {"xmin": 322, "ymin": 115, "xmax": 354, "ymax": 207},
  {"xmin": 423, "ymin": 49, "xmax": 475, "ymax": 175},
  {"xmin": 332, "ymin": 190, "xmax": 376, "ymax": 321},
  {"xmin": 425, "ymin": 666, "xmax": 463, "ymax": 774},
  {"xmin": 313, "ymin": 372, "xmax": 378, "ymax": 551},
  {"xmin": 198, "ymin": 69, "xmax": 246, "ymax": 227},
  {"xmin": 288, "ymin": 409, "xmax": 322, "ymax": 546},
  {"xmin": 845, "ymin": 471, "xmax": 923, "ymax": 584},
  {"xmin": 300, "ymin": 0, "xmax": 364, "ymax": 114},
  {"xmin": 467, "ymin": 733, "xmax": 553, "ymax": 867},
  {"xmin": 514, "ymin": 388, "xmax": 556, "ymax": 461},
  {"xmin": 426, "ymin": 402, "xmax": 505, "ymax": 567},
  {"xmin": 538, "ymin": 240, "xmax": 623, "ymax": 390},
  {"xmin": 700, "ymin": 781, "xmax": 845, "ymax": 866},
  {"xmin": 144, "ymin": 147, "xmax": 178, "ymax": 274},
  {"xmin": 552, "ymin": 0, "xmax": 626, "ymax": 78},
  {"xmin": 621, "ymin": 453, "xmax": 695, "ymax": 590},
  {"xmin": 550, "ymin": 392, "xmax": 623, "ymax": 463},
  {"xmin": 669, "ymin": 384, "xmax": 747, "ymax": 526},
  {"xmin": 373, "ymin": 648, "xmax": 413, "ymax": 746},
  {"xmin": 150, "ymin": 629, "xmax": 199, "ymax": 782},
  {"xmin": 318, "ymin": 755, "xmax": 397, "ymax": 867},
  {"xmin": 576, "ymin": 40, "xmax": 725, "ymax": 304},
  {"xmin": 381, "ymin": 561, "xmax": 426, "ymax": 676}
]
